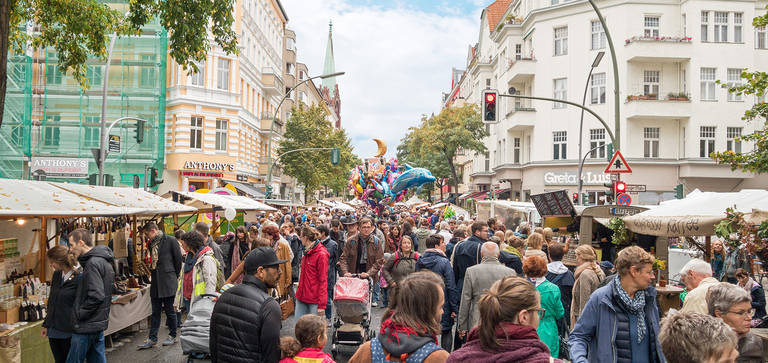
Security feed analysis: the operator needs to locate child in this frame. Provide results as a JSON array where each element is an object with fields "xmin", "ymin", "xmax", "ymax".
[{"xmin": 280, "ymin": 315, "xmax": 335, "ymax": 363}]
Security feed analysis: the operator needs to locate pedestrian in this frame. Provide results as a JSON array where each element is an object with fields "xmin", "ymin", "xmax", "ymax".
[
  {"xmin": 546, "ymin": 242, "xmax": 574, "ymax": 326},
  {"xmin": 138, "ymin": 222, "xmax": 183, "ymax": 349},
  {"xmin": 317, "ymin": 224, "xmax": 338, "ymax": 321},
  {"xmin": 295, "ymin": 226, "xmax": 330, "ymax": 318},
  {"xmin": 67, "ymin": 228, "xmax": 114, "ymax": 363},
  {"xmin": 401, "ymin": 221, "xmax": 420, "ymax": 255},
  {"xmin": 349, "ymin": 271, "xmax": 449, "ymax": 363},
  {"xmin": 437, "ymin": 221, "xmax": 452, "ymax": 247},
  {"xmin": 457, "ymin": 242, "xmax": 516, "ymax": 341},
  {"xmin": 210, "ymin": 247, "xmax": 287, "ymax": 362},
  {"xmin": 495, "ymin": 236, "xmax": 523, "ymax": 275},
  {"xmin": 339, "ymin": 217, "xmax": 384, "ymax": 283},
  {"xmin": 42, "ymin": 245, "xmax": 80, "ymax": 363},
  {"xmin": 680, "ymin": 258, "xmax": 719, "ymax": 314},
  {"xmin": 379, "ymin": 222, "xmax": 394, "ymax": 253},
  {"xmin": 569, "ymin": 246, "xmax": 665, "ymax": 363},
  {"xmin": 281, "ymin": 222, "xmax": 302, "ymax": 287},
  {"xmin": 382, "ymin": 235, "xmax": 419, "ymax": 302},
  {"xmin": 416, "ymin": 234, "xmax": 458, "ymax": 352},
  {"xmin": 446, "ymin": 229, "xmax": 465, "ymax": 259},
  {"xmin": 735, "ymin": 268, "xmax": 767, "ymax": 319},
  {"xmin": 571, "ymin": 244, "xmax": 605, "ymax": 326},
  {"xmin": 503, "ymin": 235, "xmax": 524, "ymax": 259},
  {"xmin": 261, "ymin": 223, "xmax": 293, "ymax": 300},
  {"xmin": 279, "ymin": 315, "xmax": 335, "ymax": 363},
  {"xmin": 175, "ymin": 231, "xmax": 219, "ymax": 308},
  {"xmin": 524, "ymin": 232, "xmax": 548, "ymax": 261},
  {"xmin": 447, "ymin": 276, "xmax": 564, "ymax": 363},
  {"xmin": 222, "ymin": 226, "xmax": 249, "ymax": 280},
  {"xmin": 194, "ymin": 222, "xmax": 225, "ymax": 271},
  {"xmin": 724, "ymin": 242, "xmax": 751, "ymax": 284},
  {"xmin": 711, "ymin": 240, "xmax": 726, "ymax": 281},
  {"xmin": 452, "ymin": 221, "xmax": 489, "ymax": 296},
  {"xmin": 523, "ymin": 256, "xmax": 564, "ymax": 358},
  {"xmin": 706, "ymin": 282, "xmax": 765, "ymax": 362},
  {"xmin": 659, "ymin": 312, "xmax": 739, "ymax": 363}
]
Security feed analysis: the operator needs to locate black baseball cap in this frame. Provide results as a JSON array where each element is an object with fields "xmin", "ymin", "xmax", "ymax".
[
  {"xmin": 343, "ymin": 216, "xmax": 358, "ymax": 225},
  {"xmin": 244, "ymin": 247, "xmax": 288, "ymax": 274}
]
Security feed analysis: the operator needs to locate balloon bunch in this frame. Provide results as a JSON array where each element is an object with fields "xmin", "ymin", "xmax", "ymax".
[
  {"xmin": 443, "ymin": 205, "xmax": 456, "ymax": 220},
  {"xmin": 348, "ymin": 158, "xmax": 436, "ymax": 216}
]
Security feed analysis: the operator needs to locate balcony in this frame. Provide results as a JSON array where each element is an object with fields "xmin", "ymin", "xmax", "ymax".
[
  {"xmin": 492, "ymin": 163, "xmax": 522, "ymax": 181},
  {"xmin": 469, "ymin": 171, "xmax": 493, "ymax": 184},
  {"xmin": 261, "ymin": 67, "xmax": 284, "ymax": 96},
  {"xmin": 503, "ymin": 98, "xmax": 536, "ymax": 130},
  {"xmin": 624, "ymin": 35, "xmax": 692, "ymax": 62},
  {"xmin": 624, "ymin": 93, "xmax": 692, "ymax": 120},
  {"xmin": 507, "ymin": 56, "xmax": 536, "ymax": 83}
]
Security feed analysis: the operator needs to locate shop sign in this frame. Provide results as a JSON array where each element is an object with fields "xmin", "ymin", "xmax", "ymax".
[
  {"xmin": 181, "ymin": 171, "xmax": 223, "ymax": 178},
  {"xmin": 183, "ymin": 160, "xmax": 235, "ymax": 171},
  {"xmin": 543, "ymin": 171, "xmax": 610, "ymax": 186},
  {"xmin": 31, "ymin": 157, "xmax": 89, "ymax": 178}
]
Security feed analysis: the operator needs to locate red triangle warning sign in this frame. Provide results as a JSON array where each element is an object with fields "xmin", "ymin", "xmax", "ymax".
[{"xmin": 605, "ymin": 150, "xmax": 632, "ymax": 173}]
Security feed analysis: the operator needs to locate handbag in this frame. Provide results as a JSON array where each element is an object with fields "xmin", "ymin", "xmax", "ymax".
[
  {"xmin": 556, "ymin": 316, "xmax": 570, "ymax": 360},
  {"xmin": 275, "ymin": 285, "xmax": 294, "ymax": 320}
]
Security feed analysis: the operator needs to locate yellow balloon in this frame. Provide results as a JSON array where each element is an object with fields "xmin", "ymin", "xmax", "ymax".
[{"xmin": 373, "ymin": 138, "xmax": 387, "ymax": 157}]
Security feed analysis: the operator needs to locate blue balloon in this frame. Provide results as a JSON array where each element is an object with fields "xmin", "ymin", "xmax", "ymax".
[{"xmin": 390, "ymin": 165, "xmax": 436, "ymax": 195}]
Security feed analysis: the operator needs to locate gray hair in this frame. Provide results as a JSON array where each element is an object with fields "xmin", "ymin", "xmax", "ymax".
[
  {"xmin": 680, "ymin": 258, "xmax": 712, "ymax": 277},
  {"xmin": 440, "ymin": 221, "xmax": 449, "ymax": 230},
  {"xmin": 659, "ymin": 311, "xmax": 737, "ymax": 363},
  {"xmin": 481, "ymin": 241, "xmax": 500, "ymax": 258},
  {"xmin": 706, "ymin": 282, "xmax": 751, "ymax": 316}
]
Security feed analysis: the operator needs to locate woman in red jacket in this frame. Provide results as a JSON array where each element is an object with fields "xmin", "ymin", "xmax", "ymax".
[{"xmin": 295, "ymin": 226, "xmax": 330, "ymax": 318}]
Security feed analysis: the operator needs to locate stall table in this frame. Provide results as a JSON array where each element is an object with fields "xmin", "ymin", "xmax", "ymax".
[
  {"xmin": 655, "ymin": 285, "xmax": 683, "ymax": 316},
  {"xmin": 1, "ymin": 321, "xmax": 53, "ymax": 363},
  {"xmin": 105, "ymin": 286, "xmax": 151, "ymax": 336}
]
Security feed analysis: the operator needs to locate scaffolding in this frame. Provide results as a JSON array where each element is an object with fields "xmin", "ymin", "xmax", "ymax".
[{"xmin": 0, "ymin": 14, "xmax": 167, "ymax": 188}]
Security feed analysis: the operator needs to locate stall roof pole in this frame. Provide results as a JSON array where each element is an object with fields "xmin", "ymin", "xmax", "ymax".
[{"xmin": 39, "ymin": 217, "xmax": 47, "ymax": 279}]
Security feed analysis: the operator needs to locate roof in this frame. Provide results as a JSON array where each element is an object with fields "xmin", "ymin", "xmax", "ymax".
[
  {"xmin": 486, "ymin": 0, "xmax": 513, "ymax": 32},
  {"xmin": 175, "ymin": 191, "xmax": 276, "ymax": 212}
]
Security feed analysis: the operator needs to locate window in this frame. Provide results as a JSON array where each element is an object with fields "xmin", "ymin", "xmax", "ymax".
[
  {"xmin": 591, "ymin": 20, "xmax": 606, "ymax": 50},
  {"xmin": 591, "ymin": 73, "xmax": 606, "ymax": 104},
  {"xmin": 553, "ymin": 78, "xmax": 567, "ymax": 108},
  {"xmin": 701, "ymin": 11, "xmax": 710, "ymax": 42},
  {"xmin": 553, "ymin": 131, "xmax": 567, "ymax": 160},
  {"xmin": 139, "ymin": 55, "xmax": 156, "ymax": 88},
  {"xmin": 513, "ymin": 137, "xmax": 521, "ymax": 164},
  {"xmin": 190, "ymin": 116, "xmax": 203, "ymax": 150},
  {"xmin": 699, "ymin": 126, "xmax": 716, "ymax": 157},
  {"xmin": 515, "ymin": 44, "xmax": 522, "ymax": 60},
  {"xmin": 701, "ymin": 67, "xmax": 717, "ymax": 101},
  {"xmin": 758, "ymin": 27, "xmax": 768, "ymax": 49},
  {"xmin": 43, "ymin": 115, "xmax": 61, "ymax": 147},
  {"xmin": 734, "ymin": 13, "xmax": 743, "ymax": 43},
  {"xmin": 10, "ymin": 125, "xmax": 23, "ymax": 147},
  {"xmin": 644, "ymin": 127, "xmax": 660, "ymax": 158},
  {"xmin": 215, "ymin": 119, "xmax": 228, "ymax": 151},
  {"xmin": 727, "ymin": 127, "xmax": 742, "ymax": 153},
  {"xmin": 84, "ymin": 115, "xmax": 100, "ymax": 147},
  {"xmin": 554, "ymin": 26, "xmax": 568, "ymax": 56},
  {"xmin": 86, "ymin": 65, "xmax": 102, "ymax": 86},
  {"xmin": 217, "ymin": 58, "xmax": 230, "ymax": 90},
  {"xmin": 714, "ymin": 12, "xmax": 728, "ymax": 42},
  {"xmin": 589, "ymin": 129, "xmax": 606, "ymax": 159},
  {"xmin": 643, "ymin": 70, "xmax": 660, "ymax": 98},
  {"xmin": 644, "ymin": 16, "xmax": 660, "ymax": 37},
  {"xmin": 485, "ymin": 78, "xmax": 491, "ymax": 88},
  {"xmin": 45, "ymin": 63, "xmax": 62, "ymax": 85},
  {"xmin": 727, "ymin": 68, "xmax": 744, "ymax": 102},
  {"xmin": 190, "ymin": 61, "xmax": 205, "ymax": 86}
]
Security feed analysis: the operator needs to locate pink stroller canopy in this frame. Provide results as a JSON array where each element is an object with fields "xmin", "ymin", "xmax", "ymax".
[{"xmin": 334, "ymin": 277, "xmax": 370, "ymax": 303}]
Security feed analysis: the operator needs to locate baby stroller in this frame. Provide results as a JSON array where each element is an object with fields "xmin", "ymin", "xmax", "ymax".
[
  {"xmin": 179, "ymin": 293, "xmax": 219, "ymax": 362},
  {"xmin": 331, "ymin": 276, "xmax": 375, "ymax": 360}
]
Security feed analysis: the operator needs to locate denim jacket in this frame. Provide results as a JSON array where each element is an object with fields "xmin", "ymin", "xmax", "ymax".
[{"xmin": 569, "ymin": 279, "xmax": 666, "ymax": 363}]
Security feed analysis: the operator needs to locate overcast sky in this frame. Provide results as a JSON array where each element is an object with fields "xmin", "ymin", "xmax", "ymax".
[{"xmin": 281, "ymin": 0, "xmax": 486, "ymax": 160}]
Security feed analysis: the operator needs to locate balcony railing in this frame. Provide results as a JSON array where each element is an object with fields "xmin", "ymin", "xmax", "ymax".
[
  {"xmin": 625, "ymin": 35, "xmax": 692, "ymax": 45},
  {"xmin": 626, "ymin": 92, "xmax": 691, "ymax": 102}
]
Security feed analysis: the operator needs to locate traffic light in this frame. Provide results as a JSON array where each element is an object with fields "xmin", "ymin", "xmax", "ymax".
[
  {"xmin": 606, "ymin": 143, "xmax": 614, "ymax": 161},
  {"xmin": 572, "ymin": 193, "xmax": 579, "ymax": 204},
  {"xmin": 615, "ymin": 181, "xmax": 627, "ymax": 194},
  {"xmin": 149, "ymin": 167, "xmax": 163, "ymax": 187},
  {"xmin": 674, "ymin": 183, "xmax": 684, "ymax": 199},
  {"xmin": 135, "ymin": 120, "xmax": 145, "ymax": 144},
  {"xmin": 330, "ymin": 147, "xmax": 340, "ymax": 165},
  {"xmin": 582, "ymin": 193, "xmax": 589, "ymax": 205},
  {"xmin": 604, "ymin": 181, "xmax": 615, "ymax": 204},
  {"xmin": 482, "ymin": 90, "xmax": 498, "ymax": 123}
]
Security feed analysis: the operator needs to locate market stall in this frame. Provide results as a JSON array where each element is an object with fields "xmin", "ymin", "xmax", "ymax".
[
  {"xmin": 477, "ymin": 200, "xmax": 542, "ymax": 230},
  {"xmin": 171, "ymin": 191, "xmax": 276, "ymax": 234}
]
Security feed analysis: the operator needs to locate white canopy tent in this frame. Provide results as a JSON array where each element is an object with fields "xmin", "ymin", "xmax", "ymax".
[
  {"xmin": 54, "ymin": 183, "xmax": 196, "ymax": 215},
  {"xmin": 175, "ymin": 191, "xmax": 276, "ymax": 212},
  {"xmin": 623, "ymin": 189, "xmax": 768, "ymax": 237},
  {"xmin": 404, "ymin": 196, "xmax": 426, "ymax": 207}
]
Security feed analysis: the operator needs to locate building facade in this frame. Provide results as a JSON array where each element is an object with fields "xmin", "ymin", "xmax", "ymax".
[
  {"xmin": 450, "ymin": 0, "xmax": 768, "ymax": 205},
  {"xmin": 162, "ymin": 0, "xmax": 288, "ymax": 196}
]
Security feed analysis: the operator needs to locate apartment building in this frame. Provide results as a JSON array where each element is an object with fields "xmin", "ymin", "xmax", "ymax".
[{"xmin": 451, "ymin": 0, "xmax": 768, "ymax": 205}]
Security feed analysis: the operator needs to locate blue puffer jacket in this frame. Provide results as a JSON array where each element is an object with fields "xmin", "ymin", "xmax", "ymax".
[
  {"xmin": 417, "ymin": 250, "xmax": 459, "ymax": 332},
  {"xmin": 569, "ymin": 278, "xmax": 665, "ymax": 363}
]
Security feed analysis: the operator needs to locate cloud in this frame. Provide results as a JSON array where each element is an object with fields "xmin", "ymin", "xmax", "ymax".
[{"xmin": 281, "ymin": 0, "xmax": 482, "ymax": 160}]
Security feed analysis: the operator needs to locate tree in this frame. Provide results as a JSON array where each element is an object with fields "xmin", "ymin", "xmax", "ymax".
[
  {"xmin": 278, "ymin": 103, "xmax": 356, "ymax": 203},
  {"xmin": 401, "ymin": 104, "xmax": 488, "ymax": 195},
  {"xmin": 711, "ymin": 7, "xmax": 768, "ymax": 173},
  {"xmin": 0, "ymin": 0, "xmax": 237, "ymax": 128}
]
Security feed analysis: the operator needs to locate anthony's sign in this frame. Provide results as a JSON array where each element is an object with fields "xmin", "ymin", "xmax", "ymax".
[
  {"xmin": 31, "ymin": 157, "xmax": 88, "ymax": 178},
  {"xmin": 183, "ymin": 161, "xmax": 235, "ymax": 172}
]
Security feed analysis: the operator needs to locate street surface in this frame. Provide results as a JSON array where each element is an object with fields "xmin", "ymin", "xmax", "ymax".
[{"xmin": 106, "ymin": 303, "xmax": 387, "ymax": 363}]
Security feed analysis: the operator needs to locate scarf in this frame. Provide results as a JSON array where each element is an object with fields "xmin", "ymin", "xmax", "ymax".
[
  {"xmin": 149, "ymin": 234, "xmax": 162, "ymax": 270},
  {"xmin": 740, "ymin": 277, "xmax": 759, "ymax": 292},
  {"xmin": 232, "ymin": 240, "xmax": 244, "ymax": 284},
  {"xmin": 575, "ymin": 261, "xmax": 605, "ymax": 281},
  {"xmin": 504, "ymin": 245, "xmax": 522, "ymax": 258},
  {"xmin": 530, "ymin": 276, "xmax": 547, "ymax": 287},
  {"xmin": 613, "ymin": 277, "xmax": 647, "ymax": 343}
]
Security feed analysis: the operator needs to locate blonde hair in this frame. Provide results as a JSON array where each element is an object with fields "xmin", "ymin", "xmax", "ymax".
[
  {"xmin": 526, "ymin": 232, "xmax": 545, "ymax": 250},
  {"xmin": 542, "ymin": 227, "xmax": 554, "ymax": 242},
  {"xmin": 478, "ymin": 276, "xmax": 539, "ymax": 351},
  {"xmin": 575, "ymin": 244, "xmax": 597, "ymax": 263}
]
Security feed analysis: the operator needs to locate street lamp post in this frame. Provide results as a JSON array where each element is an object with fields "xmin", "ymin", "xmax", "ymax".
[
  {"xmin": 264, "ymin": 71, "xmax": 345, "ymax": 198},
  {"xmin": 587, "ymin": 0, "xmax": 621, "ymax": 150},
  {"xmin": 98, "ymin": 34, "xmax": 117, "ymax": 186},
  {"xmin": 577, "ymin": 51, "xmax": 605, "ymax": 205},
  {"xmin": 95, "ymin": 116, "xmax": 149, "ymax": 186}
]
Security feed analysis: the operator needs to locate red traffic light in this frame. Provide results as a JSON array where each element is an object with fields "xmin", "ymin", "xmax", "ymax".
[
  {"xmin": 615, "ymin": 181, "xmax": 627, "ymax": 193},
  {"xmin": 485, "ymin": 93, "xmax": 496, "ymax": 103}
]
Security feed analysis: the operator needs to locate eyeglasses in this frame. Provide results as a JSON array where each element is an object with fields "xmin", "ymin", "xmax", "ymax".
[
  {"xmin": 530, "ymin": 308, "xmax": 546, "ymax": 319},
  {"xmin": 727, "ymin": 308, "xmax": 755, "ymax": 319}
]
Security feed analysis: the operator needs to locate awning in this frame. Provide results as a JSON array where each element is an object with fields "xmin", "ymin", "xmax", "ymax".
[
  {"xmin": 404, "ymin": 196, "xmax": 426, "ymax": 207},
  {"xmin": 227, "ymin": 181, "xmax": 266, "ymax": 199},
  {"xmin": 175, "ymin": 191, "xmax": 276, "ymax": 212},
  {"xmin": 460, "ymin": 190, "xmax": 488, "ymax": 200},
  {"xmin": 54, "ymin": 183, "xmax": 196, "ymax": 215}
]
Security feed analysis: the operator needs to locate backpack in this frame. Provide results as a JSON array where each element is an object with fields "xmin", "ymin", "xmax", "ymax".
[
  {"xmin": 370, "ymin": 338, "xmax": 442, "ymax": 363},
  {"xmin": 392, "ymin": 251, "xmax": 419, "ymax": 270}
]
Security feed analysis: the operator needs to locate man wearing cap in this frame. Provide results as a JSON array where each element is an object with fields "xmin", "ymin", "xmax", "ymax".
[
  {"xmin": 343, "ymin": 215, "xmax": 359, "ymax": 241},
  {"xmin": 210, "ymin": 247, "xmax": 287, "ymax": 363}
]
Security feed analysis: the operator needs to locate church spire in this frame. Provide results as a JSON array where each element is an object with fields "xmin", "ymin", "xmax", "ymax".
[{"xmin": 322, "ymin": 20, "xmax": 336, "ymax": 90}]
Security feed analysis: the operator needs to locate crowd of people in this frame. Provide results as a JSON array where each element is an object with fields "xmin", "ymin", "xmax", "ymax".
[{"xmin": 39, "ymin": 205, "xmax": 768, "ymax": 363}]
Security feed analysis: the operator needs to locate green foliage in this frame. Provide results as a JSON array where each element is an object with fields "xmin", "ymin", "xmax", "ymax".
[
  {"xmin": 607, "ymin": 217, "xmax": 628, "ymax": 245},
  {"xmin": 711, "ymin": 6, "xmax": 768, "ymax": 173},
  {"xmin": 278, "ymin": 103, "xmax": 356, "ymax": 203}
]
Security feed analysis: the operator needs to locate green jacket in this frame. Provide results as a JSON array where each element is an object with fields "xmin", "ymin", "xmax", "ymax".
[{"xmin": 536, "ymin": 279, "xmax": 564, "ymax": 358}]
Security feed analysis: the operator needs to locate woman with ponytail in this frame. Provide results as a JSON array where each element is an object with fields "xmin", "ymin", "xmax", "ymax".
[
  {"xmin": 295, "ymin": 226, "xmax": 330, "ymax": 318},
  {"xmin": 42, "ymin": 245, "xmax": 81, "ymax": 363},
  {"xmin": 447, "ymin": 276, "xmax": 563, "ymax": 362},
  {"xmin": 571, "ymin": 245, "xmax": 605, "ymax": 326}
]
